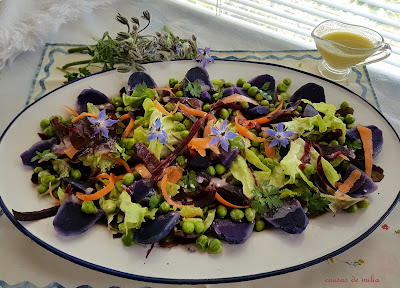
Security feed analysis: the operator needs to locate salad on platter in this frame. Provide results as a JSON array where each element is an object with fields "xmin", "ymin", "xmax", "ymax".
[{"xmin": 16, "ymin": 63, "xmax": 384, "ymax": 255}]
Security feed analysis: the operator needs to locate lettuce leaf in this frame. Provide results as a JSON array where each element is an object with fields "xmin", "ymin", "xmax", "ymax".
[
  {"xmin": 157, "ymin": 181, "xmax": 180, "ymax": 196},
  {"xmin": 245, "ymin": 148, "xmax": 271, "ymax": 174},
  {"xmin": 52, "ymin": 159, "xmax": 71, "ymax": 178},
  {"xmin": 118, "ymin": 191, "xmax": 148, "ymax": 234},
  {"xmin": 180, "ymin": 206, "xmax": 204, "ymax": 218},
  {"xmin": 122, "ymin": 83, "xmax": 158, "ymax": 108},
  {"xmin": 230, "ymin": 155, "xmax": 256, "ymax": 198},
  {"xmin": 322, "ymin": 194, "xmax": 366, "ymax": 213},
  {"xmin": 79, "ymin": 153, "xmax": 116, "ymax": 172}
]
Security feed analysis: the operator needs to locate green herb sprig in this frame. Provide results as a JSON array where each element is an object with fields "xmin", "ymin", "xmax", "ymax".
[{"xmin": 251, "ymin": 180, "xmax": 283, "ymax": 215}]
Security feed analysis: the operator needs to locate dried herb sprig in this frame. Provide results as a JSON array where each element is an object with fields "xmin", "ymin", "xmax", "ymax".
[{"xmin": 59, "ymin": 11, "xmax": 198, "ymax": 83}]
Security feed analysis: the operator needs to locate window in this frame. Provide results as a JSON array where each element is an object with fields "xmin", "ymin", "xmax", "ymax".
[{"xmin": 175, "ymin": 0, "xmax": 400, "ymax": 67}]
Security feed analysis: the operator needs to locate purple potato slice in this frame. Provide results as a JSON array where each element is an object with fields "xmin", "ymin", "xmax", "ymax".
[
  {"xmin": 76, "ymin": 88, "xmax": 110, "ymax": 114},
  {"xmin": 211, "ymin": 218, "xmax": 254, "ymax": 244}
]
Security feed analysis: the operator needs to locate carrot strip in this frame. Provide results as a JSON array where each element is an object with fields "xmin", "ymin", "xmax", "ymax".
[
  {"xmin": 338, "ymin": 169, "xmax": 362, "ymax": 194},
  {"xmin": 103, "ymin": 154, "xmax": 132, "ymax": 174},
  {"xmin": 119, "ymin": 114, "xmax": 131, "ymax": 121},
  {"xmin": 64, "ymin": 145, "xmax": 78, "ymax": 159},
  {"xmin": 64, "ymin": 105, "xmax": 79, "ymax": 116},
  {"xmin": 178, "ymin": 102, "xmax": 208, "ymax": 118},
  {"xmin": 203, "ymin": 118, "xmax": 216, "ymax": 137},
  {"xmin": 235, "ymin": 110, "xmax": 246, "ymax": 120},
  {"xmin": 122, "ymin": 118, "xmax": 134, "ymax": 139},
  {"xmin": 356, "ymin": 125, "xmax": 373, "ymax": 177},
  {"xmin": 161, "ymin": 166, "xmax": 184, "ymax": 184},
  {"xmin": 134, "ymin": 163, "xmax": 152, "ymax": 179},
  {"xmin": 215, "ymin": 192, "xmax": 251, "ymax": 209},
  {"xmin": 220, "ymin": 94, "xmax": 259, "ymax": 106},
  {"xmin": 76, "ymin": 174, "xmax": 116, "ymax": 201},
  {"xmin": 72, "ymin": 112, "xmax": 98, "ymax": 123},
  {"xmin": 338, "ymin": 154, "xmax": 350, "ymax": 161},
  {"xmin": 48, "ymin": 182, "xmax": 61, "ymax": 204},
  {"xmin": 153, "ymin": 99, "xmax": 178, "ymax": 116},
  {"xmin": 153, "ymin": 87, "xmax": 176, "ymax": 97},
  {"xmin": 264, "ymin": 141, "xmax": 276, "ymax": 159},
  {"xmin": 161, "ymin": 175, "xmax": 183, "ymax": 209},
  {"xmin": 252, "ymin": 94, "xmax": 283, "ymax": 125},
  {"xmin": 235, "ymin": 116, "xmax": 265, "ymax": 142}
]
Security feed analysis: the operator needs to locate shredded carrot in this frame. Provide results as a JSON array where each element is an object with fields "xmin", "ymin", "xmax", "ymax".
[
  {"xmin": 264, "ymin": 141, "xmax": 276, "ymax": 159},
  {"xmin": 356, "ymin": 125, "xmax": 373, "ymax": 177},
  {"xmin": 134, "ymin": 163, "xmax": 152, "ymax": 179},
  {"xmin": 215, "ymin": 192, "xmax": 251, "ymax": 209},
  {"xmin": 235, "ymin": 116, "xmax": 265, "ymax": 142},
  {"xmin": 203, "ymin": 118, "xmax": 216, "ymax": 137},
  {"xmin": 102, "ymin": 154, "xmax": 132, "ymax": 174},
  {"xmin": 72, "ymin": 112, "xmax": 98, "ymax": 123},
  {"xmin": 64, "ymin": 145, "xmax": 78, "ymax": 159},
  {"xmin": 64, "ymin": 105, "xmax": 79, "ymax": 117},
  {"xmin": 235, "ymin": 110, "xmax": 246, "ymax": 120},
  {"xmin": 76, "ymin": 174, "xmax": 116, "ymax": 201},
  {"xmin": 161, "ymin": 175, "xmax": 183, "ymax": 209},
  {"xmin": 338, "ymin": 169, "xmax": 362, "ymax": 194},
  {"xmin": 153, "ymin": 99, "xmax": 179, "ymax": 116},
  {"xmin": 178, "ymin": 102, "xmax": 208, "ymax": 118},
  {"xmin": 338, "ymin": 154, "xmax": 350, "ymax": 161},
  {"xmin": 153, "ymin": 87, "xmax": 176, "ymax": 97},
  {"xmin": 161, "ymin": 166, "xmax": 184, "ymax": 184},
  {"xmin": 220, "ymin": 94, "xmax": 259, "ymax": 106},
  {"xmin": 48, "ymin": 182, "xmax": 61, "ymax": 204},
  {"xmin": 119, "ymin": 114, "xmax": 131, "ymax": 121},
  {"xmin": 122, "ymin": 118, "xmax": 134, "ymax": 139},
  {"xmin": 252, "ymin": 94, "xmax": 283, "ymax": 125}
]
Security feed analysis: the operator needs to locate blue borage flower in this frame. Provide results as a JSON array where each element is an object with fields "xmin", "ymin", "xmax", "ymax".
[
  {"xmin": 195, "ymin": 47, "xmax": 214, "ymax": 68},
  {"xmin": 264, "ymin": 122, "xmax": 295, "ymax": 148},
  {"xmin": 147, "ymin": 118, "xmax": 168, "ymax": 145},
  {"xmin": 88, "ymin": 109, "xmax": 119, "ymax": 138},
  {"xmin": 209, "ymin": 119, "xmax": 238, "ymax": 152}
]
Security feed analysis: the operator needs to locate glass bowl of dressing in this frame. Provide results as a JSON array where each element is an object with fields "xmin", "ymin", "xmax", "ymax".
[{"xmin": 312, "ymin": 20, "xmax": 391, "ymax": 81}]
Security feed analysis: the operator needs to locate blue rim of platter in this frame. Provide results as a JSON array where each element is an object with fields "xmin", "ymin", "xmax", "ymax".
[{"xmin": 1, "ymin": 59, "xmax": 399, "ymax": 285}]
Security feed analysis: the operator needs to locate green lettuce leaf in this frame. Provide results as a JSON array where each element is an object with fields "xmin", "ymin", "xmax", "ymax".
[
  {"xmin": 245, "ymin": 148, "xmax": 271, "ymax": 174},
  {"xmin": 122, "ymin": 83, "xmax": 158, "ymax": 108},
  {"xmin": 180, "ymin": 206, "xmax": 204, "ymax": 218},
  {"xmin": 79, "ymin": 153, "xmax": 116, "ymax": 172},
  {"xmin": 230, "ymin": 155, "xmax": 256, "ymax": 198},
  {"xmin": 157, "ymin": 181, "xmax": 180, "ymax": 196},
  {"xmin": 52, "ymin": 159, "xmax": 71, "ymax": 178},
  {"xmin": 322, "ymin": 194, "xmax": 366, "ymax": 213},
  {"xmin": 118, "ymin": 191, "xmax": 148, "ymax": 234}
]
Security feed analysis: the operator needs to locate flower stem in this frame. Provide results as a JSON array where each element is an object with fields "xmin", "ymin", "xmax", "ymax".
[
  {"xmin": 67, "ymin": 46, "xmax": 89, "ymax": 53},
  {"xmin": 62, "ymin": 60, "xmax": 95, "ymax": 70}
]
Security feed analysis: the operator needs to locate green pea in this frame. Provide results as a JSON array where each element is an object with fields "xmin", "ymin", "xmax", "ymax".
[
  {"xmin": 175, "ymin": 123, "xmax": 186, "ymax": 132},
  {"xmin": 116, "ymin": 107, "xmax": 124, "ymax": 112},
  {"xmin": 248, "ymin": 86, "xmax": 259, "ymax": 97},
  {"xmin": 71, "ymin": 169, "xmax": 82, "ymax": 180},
  {"xmin": 232, "ymin": 111, "xmax": 237, "ymax": 117},
  {"xmin": 124, "ymin": 106, "xmax": 133, "ymax": 112},
  {"xmin": 112, "ymin": 95, "xmax": 124, "ymax": 107},
  {"xmin": 255, "ymin": 93, "xmax": 263, "ymax": 102},
  {"xmin": 149, "ymin": 194, "xmax": 163, "ymax": 209},
  {"xmin": 280, "ymin": 92, "xmax": 289, "ymax": 101},
  {"xmin": 277, "ymin": 83, "xmax": 288, "ymax": 92},
  {"xmin": 219, "ymin": 108, "xmax": 229, "ymax": 119},
  {"xmin": 159, "ymin": 201, "xmax": 170, "ymax": 214},
  {"xmin": 174, "ymin": 83, "xmax": 183, "ymax": 90},
  {"xmin": 169, "ymin": 78, "xmax": 179, "ymax": 88},
  {"xmin": 236, "ymin": 78, "xmax": 246, "ymax": 87},
  {"xmin": 251, "ymin": 140, "xmax": 260, "ymax": 148},
  {"xmin": 36, "ymin": 184, "xmax": 48, "ymax": 194},
  {"xmin": 196, "ymin": 235, "xmax": 209, "ymax": 250},
  {"xmin": 173, "ymin": 112, "xmax": 184, "ymax": 122},
  {"xmin": 283, "ymin": 78, "xmax": 292, "ymax": 86},
  {"xmin": 242, "ymin": 83, "xmax": 251, "ymax": 91},
  {"xmin": 41, "ymin": 175, "xmax": 55, "ymax": 185},
  {"xmin": 33, "ymin": 167, "xmax": 43, "ymax": 174},
  {"xmin": 115, "ymin": 180, "xmax": 125, "ymax": 193},
  {"xmin": 344, "ymin": 204, "xmax": 358, "ymax": 213},
  {"xmin": 180, "ymin": 130, "xmax": 189, "ymax": 138},
  {"xmin": 230, "ymin": 208, "xmax": 244, "ymax": 221},
  {"xmin": 216, "ymin": 205, "xmax": 227, "ymax": 218},
  {"xmin": 164, "ymin": 103, "xmax": 175, "ymax": 112},
  {"xmin": 244, "ymin": 208, "xmax": 256, "ymax": 222},
  {"xmin": 122, "ymin": 173, "xmax": 135, "ymax": 186},
  {"xmin": 340, "ymin": 101, "xmax": 350, "ymax": 109},
  {"xmin": 255, "ymin": 219, "xmax": 265, "ymax": 231},
  {"xmin": 206, "ymin": 166, "xmax": 216, "ymax": 176},
  {"xmin": 357, "ymin": 199, "xmax": 370, "ymax": 208},
  {"xmin": 176, "ymin": 155, "xmax": 186, "ymax": 167},
  {"xmin": 121, "ymin": 230, "xmax": 135, "ymax": 247},
  {"xmin": 269, "ymin": 107, "xmax": 275, "ymax": 113},
  {"xmin": 101, "ymin": 199, "xmax": 117, "ymax": 213},
  {"xmin": 182, "ymin": 221, "xmax": 195, "ymax": 234},
  {"xmin": 194, "ymin": 221, "xmax": 205, "ymax": 234},
  {"xmin": 183, "ymin": 119, "xmax": 192, "ymax": 130},
  {"xmin": 296, "ymin": 106, "xmax": 303, "ymax": 113},
  {"xmin": 40, "ymin": 119, "xmax": 50, "ymax": 130},
  {"xmin": 208, "ymin": 239, "xmax": 223, "ymax": 254},
  {"xmin": 175, "ymin": 90, "xmax": 184, "ymax": 97},
  {"xmin": 203, "ymin": 103, "xmax": 210, "ymax": 112},
  {"xmin": 82, "ymin": 201, "xmax": 96, "ymax": 214},
  {"xmin": 344, "ymin": 114, "xmax": 355, "ymax": 124},
  {"xmin": 215, "ymin": 164, "xmax": 226, "ymax": 175},
  {"xmin": 260, "ymin": 100, "xmax": 269, "ymax": 106},
  {"xmin": 347, "ymin": 124, "xmax": 354, "ymax": 129},
  {"xmin": 44, "ymin": 126, "xmax": 56, "ymax": 138},
  {"xmin": 240, "ymin": 102, "xmax": 249, "ymax": 109},
  {"xmin": 38, "ymin": 170, "xmax": 50, "ymax": 179},
  {"xmin": 330, "ymin": 140, "xmax": 339, "ymax": 145}
]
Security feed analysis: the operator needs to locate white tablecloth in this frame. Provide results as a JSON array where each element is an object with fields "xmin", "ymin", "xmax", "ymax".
[{"xmin": 0, "ymin": 0, "xmax": 399, "ymax": 287}]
